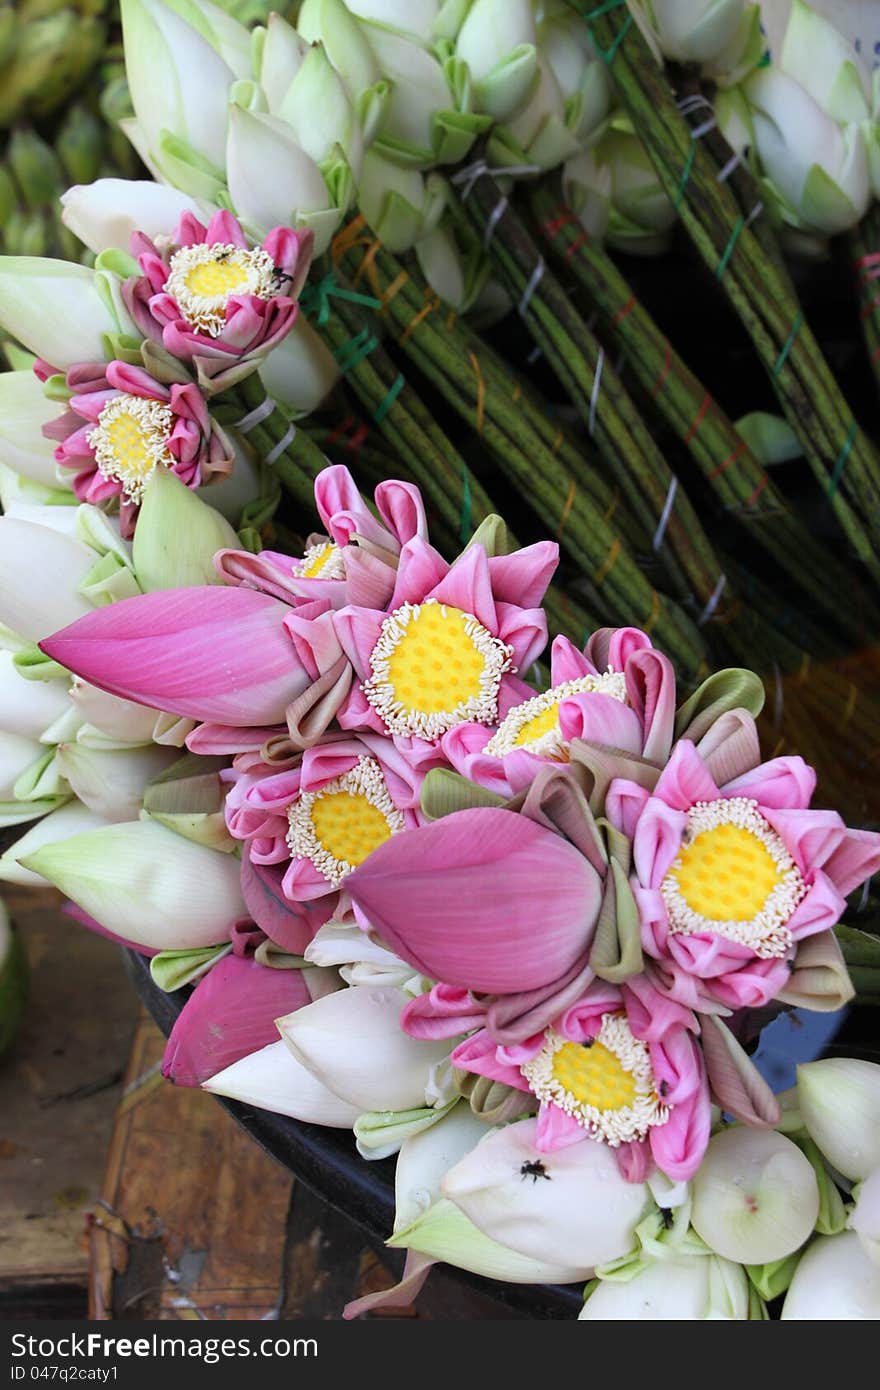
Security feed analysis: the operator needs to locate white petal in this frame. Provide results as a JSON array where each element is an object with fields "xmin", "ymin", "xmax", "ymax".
[
  {"xmin": 782, "ymin": 1231, "xmax": 880, "ymax": 1319},
  {"xmin": 580, "ymin": 1252, "xmax": 749, "ymax": 1319},
  {"xmin": 258, "ymin": 317, "xmax": 339, "ymax": 414},
  {"xmin": 798, "ymin": 1057, "xmax": 880, "ymax": 1180},
  {"xmin": 443, "ymin": 1117, "xmax": 649, "ymax": 1271},
  {"xmin": 18, "ymin": 818, "xmax": 246, "ymax": 949},
  {"xmin": 395, "ymin": 1103, "xmax": 492, "ymax": 1233},
  {"xmin": 0, "ymin": 371, "xmax": 62, "ymax": 485},
  {"xmin": 0, "ymin": 802, "xmax": 114, "ymax": 887},
  {"xmin": 690, "ymin": 1127, "xmax": 819, "ymax": 1264},
  {"xmin": 61, "ymin": 179, "xmax": 201, "ymax": 255},
  {"xmin": 0, "ymin": 259, "xmax": 119, "ymax": 369},
  {"xmin": 203, "ymin": 1038, "xmax": 361, "ymax": 1126},
  {"xmin": 0, "ymin": 517, "xmax": 95, "ymax": 641},
  {"xmin": 277, "ymin": 984, "xmax": 453, "ymax": 1112},
  {"xmin": 0, "ymin": 651, "xmax": 72, "ymax": 739},
  {"xmin": 55, "ymin": 742, "xmax": 178, "ymax": 820}
]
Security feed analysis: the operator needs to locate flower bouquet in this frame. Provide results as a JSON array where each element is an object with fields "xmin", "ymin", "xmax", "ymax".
[{"xmin": 1, "ymin": 0, "xmax": 880, "ymax": 1321}]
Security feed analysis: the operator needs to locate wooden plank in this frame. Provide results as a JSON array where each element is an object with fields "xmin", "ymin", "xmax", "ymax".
[
  {"xmin": 90, "ymin": 1013, "xmax": 296, "ymax": 1321},
  {"xmin": 0, "ymin": 889, "xmax": 136, "ymax": 1290}
]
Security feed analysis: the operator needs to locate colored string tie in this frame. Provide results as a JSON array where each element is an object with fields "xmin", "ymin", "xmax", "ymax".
[
  {"xmin": 235, "ymin": 396, "xmax": 277, "ymax": 434},
  {"xmin": 589, "ymin": 348, "xmax": 605, "ymax": 436},
  {"xmin": 828, "ymin": 420, "xmax": 858, "ymax": 498},
  {"xmin": 265, "ymin": 423, "xmax": 296, "ymax": 466},
  {"xmin": 451, "ymin": 159, "xmax": 541, "ymax": 201},
  {"xmin": 299, "ymin": 272, "xmax": 382, "ymax": 326},
  {"xmin": 698, "ymin": 573, "xmax": 727, "ymax": 625},
  {"xmin": 652, "ymin": 476, "xmax": 678, "ymax": 552},
  {"xmin": 518, "ymin": 257, "xmax": 545, "ymax": 317}
]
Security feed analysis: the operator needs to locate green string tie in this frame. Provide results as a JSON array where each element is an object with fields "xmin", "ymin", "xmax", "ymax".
[
  {"xmin": 333, "ymin": 327, "xmax": 379, "ymax": 375},
  {"xmin": 300, "ymin": 272, "xmax": 382, "ymax": 327},
  {"xmin": 773, "ymin": 312, "xmax": 803, "ymax": 378},
  {"xmin": 716, "ymin": 217, "xmax": 745, "ymax": 279},
  {"xmin": 373, "ymin": 373, "xmax": 406, "ymax": 424},
  {"xmin": 828, "ymin": 420, "xmax": 858, "ymax": 498}
]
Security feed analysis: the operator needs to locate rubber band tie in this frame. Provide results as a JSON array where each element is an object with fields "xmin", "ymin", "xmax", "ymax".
[
  {"xmin": 265, "ymin": 424, "xmax": 296, "ymax": 466},
  {"xmin": 235, "ymin": 397, "xmax": 277, "ymax": 433},
  {"xmin": 468, "ymin": 351, "xmax": 486, "ymax": 434},
  {"xmin": 518, "ymin": 257, "xmax": 545, "ymax": 317},
  {"xmin": 698, "ymin": 573, "xmax": 727, "ymax": 624},
  {"xmin": 652, "ymin": 476, "xmax": 678, "ymax": 551}
]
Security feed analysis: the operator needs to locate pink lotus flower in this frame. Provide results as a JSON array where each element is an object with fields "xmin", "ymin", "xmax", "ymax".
[
  {"xmin": 447, "ymin": 976, "xmax": 710, "ymax": 1182},
  {"xmin": 224, "ymin": 732, "xmax": 442, "ymax": 923},
  {"xmin": 40, "ymin": 585, "xmax": 314, "ymax": 726},
  {"xmin": 123, "ymin": 210, "xmax": 313, "ymax": 389},
  {"xmin": 442, "ymin": 626, "xmax": 675, "ymax": 798},
  {"xmin": 41, "ymin": 358, "xmax": 232, "ymax": 537},
  {"xmin": 609, "ymin": 740, "xmax": 880, "ymax": 1012},
  {"xmin": 347, "ymin": 773, "xmax": 605, "ymax": 999},
  {"xmin": 333, "ymin": 537, "xmax": 557, "ymax": 743},
  {"xmin": 162, "ymin": 949, "xmax": 311, "ymax": 1087},
  {"xmin": 212, "ymin": 463, "xmax": 428, "ymax": 617}
]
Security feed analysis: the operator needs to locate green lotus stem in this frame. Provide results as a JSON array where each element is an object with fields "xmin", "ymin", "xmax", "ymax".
[
  {"xmin": 216, "ymin": 371, "xmax": 326, "ymax": 512},
  {"xmin": 319, "ymin": 243, "xmax": 708, "ymax": 675},
  {"xmin": 848, "ymin": 206, "xmax": 880, "ymax": 400},
  {"xmin": 331, "ymin": 233, "xmax": 648, "ymax": 561},
  {"xmin": 575, "ymin": 1, "xmax": 880, "ymax": 582},
  {"xmin": 526, "ymin": 180, "xmax": 880, "ymax": 645},
  {"xmin": 448, "ymin": 168, "xmax": 731, "ymax": 609},
  {"xmin": 308, "ymin": 291, "xmax": 603, "ymax": 650}
]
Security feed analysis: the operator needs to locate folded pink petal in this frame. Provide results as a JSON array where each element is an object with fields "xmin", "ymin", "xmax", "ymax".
[
  {"xmin": 374, "ymin": 478, "xmax": 427, "ymax": 545},
  {"xmin": 41, "ymin": 587, "xmax": 307, "ymax": 726},
  {"xmin": 648, "ymin": 1072, "xmax": 711, "ymax": 1181},
  {"xmin": 652, "ymin": 740, "xmax": 720, "ymax": 810},
  {"xmin": 425, "ymin": 544, "xmax": 497, "ymax": 633},
  {"xmin": 451, "ymin": 1029, "xmax": 530, "ymax": 1090},
  {"xmin": 388, "ymin": 538, "xmax": 449, "ymax": 609},
  {"xmin": 626, "ymin": 648, "xmax": 675, "ymax": 764},
  {"xmin": 402, "ymin": 985, "xmax": 487, "ymax": 1040},
  {"xmin": 721, "ymin": 755, "xmax": 816, "ymax": 809},
  {"xmin": 487, "ymin": 542, "xmax": 558, "ymax": 608},
  {"xmin": 535, "ymin": 1102, "xmax": 589, "ymax": 1152},
  {"xmin": 632, "ymin": 797, "xmax": 688, "ymax": 890},
  {"xmin": 558, "ymin": 692, "xmax": 644, "ymax": 755},
  {"xmin": 348, "ymin": 807, "xmax": 601, "ymax": 994}
]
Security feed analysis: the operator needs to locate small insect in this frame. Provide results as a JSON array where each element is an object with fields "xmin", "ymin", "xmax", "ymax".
[
  {"xmin": 520, "ymin": 1159, "xmax": 551, "ymax": 1183},
  {"xmin": 660, "ymin": 1207, "xmax": 674, "ymax": 1230},
  {"xmin": 659, "ymin": 1080, "xmax": 669, "ymax": 1098},
  {"xmin": 269, "ymin": 265, "xmax": 291, "ymax": 294},
  {"xmin": 214, "ymin": 248, "xmax": 233, "ymax": 262},
  {"xmin": 581, "ymin": 1038, "xmax": 594, "ymax": 1050}
]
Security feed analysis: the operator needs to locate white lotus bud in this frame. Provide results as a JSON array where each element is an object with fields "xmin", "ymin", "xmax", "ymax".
[
  {"xmin": 203, "ymin": 1038, "xmax": 362, "ymax": 1126},
  {"xmin": 0, "ymin": 651, "xmax": 72, "ymax": 739},
  {"xmin": 690, "ymin": 1127, "xmax": 819, "ymax": 1264},
  {"xmin": 54, "ymin": 742, "xmax": 179, "ymax": 821},
  {"xmin": 781, "ymin": 1230, "xmax": 880, "ymax": 1319},
  {"xmin": 277, "ymin": 984, "xmax": 453, "ymax": 1112},
  {"xmin": 849, "ymin": 1166, "xmax": 880, "ymax": 1267},
  {"xmin": 60, "ymin": 180, "xmax": 201, "ymax": 256},
  {"xmin": 442, "ymin": 1117, "xmax": 649, "ymax": 1271},
  {"xmin": 394, "ymin": 1103, "xmax": 492, "ymax": 1232},
  {"xmin": 0, "ymin": 517, "xmax": 95, "ymax": 641},
  {"xmin": 454, "ymin": 0, "xmax": 538, "ymax": 121},
  {"xmin": 0, "ymin": 802, "xmax": 114, "ymax": 887},
  {"xmin": 580, "ymin": 1253, "xmax": 750, "ymax": 1320},
  {"xmin": 797, "ymin": 1057, "xmax": 880, "ymax": 1180},
  {"xmin": 18, "ymin": 818, "xmax": 246, "ymax": 949}
]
